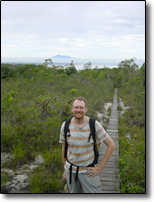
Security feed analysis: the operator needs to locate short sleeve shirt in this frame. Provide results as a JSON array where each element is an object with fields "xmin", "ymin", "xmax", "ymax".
[{"xmin": 59, "ymin": 116, "xmax": 108, "ymax": 173}]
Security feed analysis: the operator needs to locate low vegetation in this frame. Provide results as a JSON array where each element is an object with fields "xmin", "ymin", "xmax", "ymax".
[
  {"xmin": 1, "ymin": 58, "xmax": 145, "ymax": 193},
  {"xmin": 118, "ymin": 59, "xmax": 145, "ymax": 193}
]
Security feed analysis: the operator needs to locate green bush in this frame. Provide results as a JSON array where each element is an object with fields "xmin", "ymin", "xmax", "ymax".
[
  {"xmin": 29, "ymin": 168, "xmax": 64, "ymax": 193},
  {"xmin": 1, "ymin": 60, "xmax": 145, "ymax": 193}
]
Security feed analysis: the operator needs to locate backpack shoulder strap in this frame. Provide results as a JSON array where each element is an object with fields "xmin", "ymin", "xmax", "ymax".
[
  {"xmin": 89, "ymin": 118, "xmax": 96, "ymax": 143},
  {"xmin": 89, "ymin": 118, "xmax": 99, "ymax": 165},
  {"xmin": 64, "ymin": 117, "xmax": 72, "ymax": 138},
  {"xmin": 64, "ymin": 117, "xmax": 72, "ymax": 158}
]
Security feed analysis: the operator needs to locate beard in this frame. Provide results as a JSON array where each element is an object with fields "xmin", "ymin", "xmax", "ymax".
[{"xmin": 74, "ymin": 112, "xmax": 84, "ymax": 120}]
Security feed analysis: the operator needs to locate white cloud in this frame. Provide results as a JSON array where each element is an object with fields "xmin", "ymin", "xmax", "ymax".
[
  {"xmin": 56, "ymin": 38, "xmax": 68, "ymax": 44},
  {"xmin": 1, "ymin": 1, "xmax": 145, "ymax": 60},
  {"xmin": 114, "ymin": 19, "xmax": 129, "ymax": 24}
]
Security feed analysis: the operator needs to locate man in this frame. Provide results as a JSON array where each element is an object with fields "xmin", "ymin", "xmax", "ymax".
[{"xmin": 59, "ymin": 97, "xmax": 115, "ymax": 193}]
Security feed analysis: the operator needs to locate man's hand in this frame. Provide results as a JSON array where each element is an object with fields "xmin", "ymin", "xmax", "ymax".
[{"xmin": 86, "ymin": 165, "xmax": 102, "ymax": 177}]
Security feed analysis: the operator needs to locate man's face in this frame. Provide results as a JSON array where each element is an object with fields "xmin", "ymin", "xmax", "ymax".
[{"xmin": 72, "ymin": 100, "xmax": 88, "ymax": 120}]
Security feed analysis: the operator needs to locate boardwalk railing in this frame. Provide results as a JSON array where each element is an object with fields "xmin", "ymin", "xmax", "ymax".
[{"xmin": 98, "ymin": 89, "xmax": 120, "ymax": 193}]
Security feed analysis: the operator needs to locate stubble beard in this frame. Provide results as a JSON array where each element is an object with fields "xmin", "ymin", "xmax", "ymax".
[{"xmin": 75, "ymin": 113, "xmax": 84, "ymax": 120}]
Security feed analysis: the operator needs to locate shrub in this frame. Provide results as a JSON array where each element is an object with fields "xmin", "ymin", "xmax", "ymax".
[{"xmin": 70, "ymin": 88, "xmax": 77, "ymax": 95}]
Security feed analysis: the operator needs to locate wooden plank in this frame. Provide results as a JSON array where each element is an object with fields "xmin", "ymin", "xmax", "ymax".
[
  {"xmin": 107, "ymin": 129, "xmax": 118, "ymax": 133},
  {"xmin": 102, "ymin": 190, "xmax": 120, "ymax": 193}
]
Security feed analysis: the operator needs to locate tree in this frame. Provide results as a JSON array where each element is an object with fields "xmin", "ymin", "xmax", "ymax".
[
  {"xmin": 140, "ymin": 63, "xmax": 145, "ymax": 87},
  {"xmin": 44, "ymin": 58, "xmax": 53, "ymax": 66},
  {"xmin": 118, "ymin": 58, "xmax": 139, "ymax": 70},
  {"xmin": 1, "ymin": 65, "xmax": 10, "ymax": 79},
  {"xmin": 83, "ymin": 62, "xmax": 92, "ymax": 70},
  {"xmin": 64, "ymin": 60, "xmax": 77, "ymax": 76},
  {"xmin": 118, "ymin": 58, "xmax": 139, "ymax": 78}
]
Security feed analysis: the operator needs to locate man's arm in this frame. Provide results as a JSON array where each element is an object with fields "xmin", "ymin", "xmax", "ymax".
[
  {"xmin": 62, "ymin": 143, "xmax": 67, "ymax": 181},
  {"xmin": 98, "ymin": 135, "xmax": 115, "ymax": 169},
  {"xmin": 86, "ymin": 136, "xmax": 115, "ymax": 177},
  {"xmin": 62, "ymin": 143, "xmax": 67, "ymax": 165}
]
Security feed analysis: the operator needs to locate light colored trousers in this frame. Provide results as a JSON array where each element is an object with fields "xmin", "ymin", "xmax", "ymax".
[{"xmin": 65, "ymin": 169, "xmax": 102, "ymax": 193}]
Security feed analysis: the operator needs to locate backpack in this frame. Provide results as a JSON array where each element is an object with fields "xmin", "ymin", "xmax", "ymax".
[{"xmin": 64, "ymin": 117, "xmax": 99, "ymax": 165}]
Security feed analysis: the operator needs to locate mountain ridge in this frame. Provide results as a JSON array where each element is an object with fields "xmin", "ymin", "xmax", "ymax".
[{"xmin": 52, "ymin": 55, "xmax": 73, "ymax": 59}]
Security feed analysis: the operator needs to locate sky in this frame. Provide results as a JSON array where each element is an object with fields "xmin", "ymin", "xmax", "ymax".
[{"xmin": 2, "ymin": 1, "xmax": 145, "ymax": 62}]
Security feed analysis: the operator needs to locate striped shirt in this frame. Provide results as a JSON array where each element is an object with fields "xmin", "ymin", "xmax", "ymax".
[{"xmin": 59, "ymin": 116, "xmax": 108, "ymax": 173}]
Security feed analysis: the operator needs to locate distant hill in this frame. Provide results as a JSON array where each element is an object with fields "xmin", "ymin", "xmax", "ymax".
[
  {"xmin": 52, "ymin": 55, "xmax": 72, "ymax": 59},
  {"xmin": 52, "ymin": 55, "xmax": 75, "ymax": 63}
]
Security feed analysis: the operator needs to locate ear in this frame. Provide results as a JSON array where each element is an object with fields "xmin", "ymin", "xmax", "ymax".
[{"xmin": 85, "ymin": 107, "xmax": 88, "ymax": 113}]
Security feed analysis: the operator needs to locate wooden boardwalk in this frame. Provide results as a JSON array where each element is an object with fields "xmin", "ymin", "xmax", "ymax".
[{"xmin": 98, "ymin": 89, "xmax": 120, "ymax": 193}]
